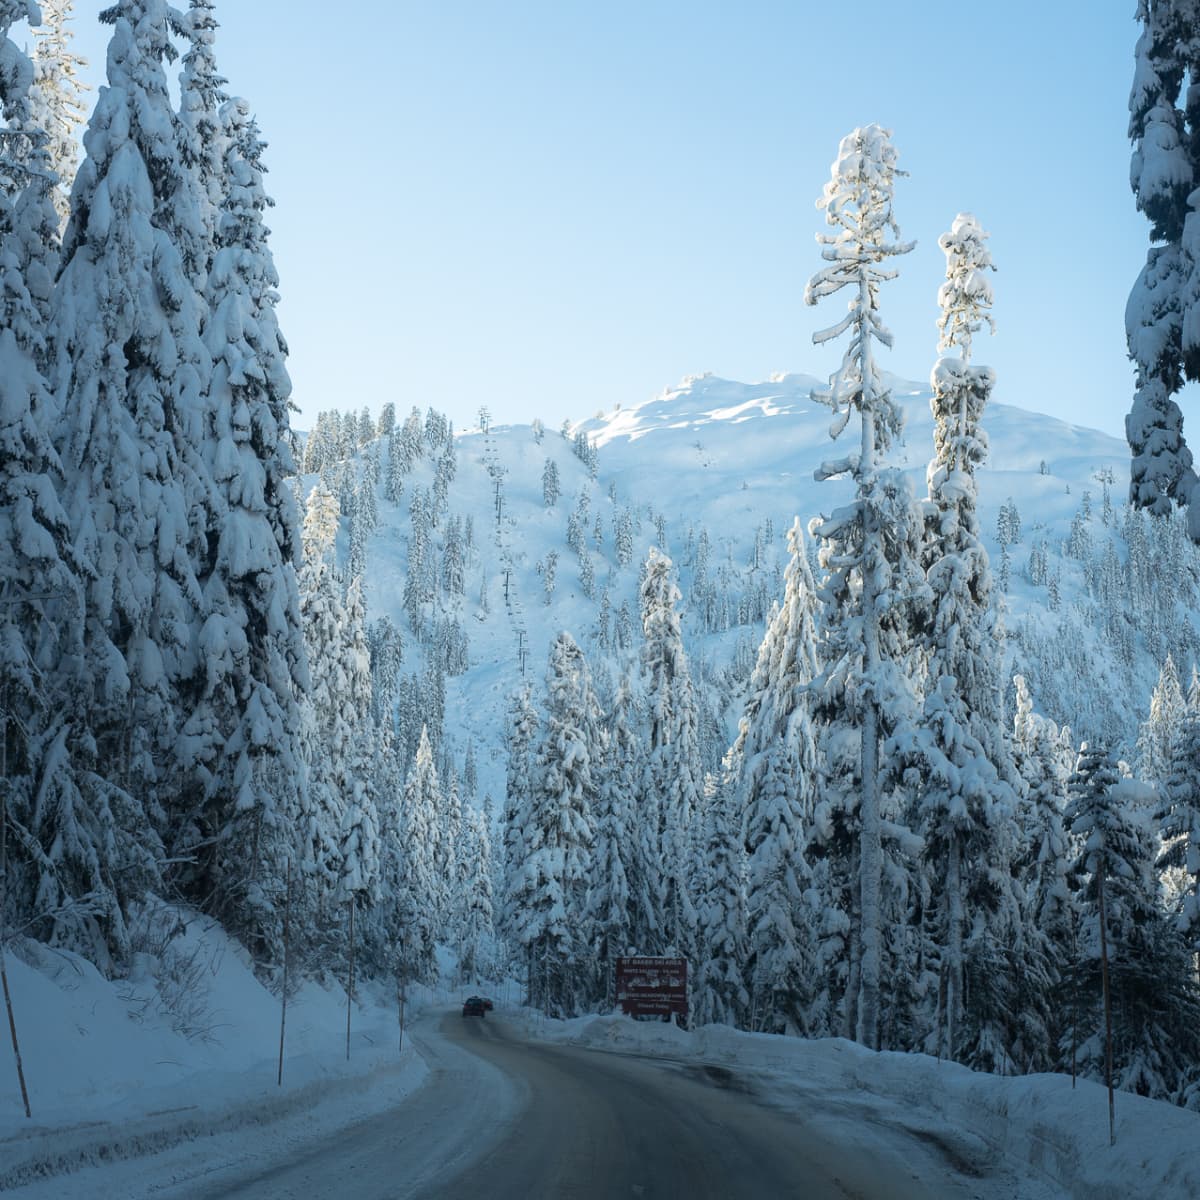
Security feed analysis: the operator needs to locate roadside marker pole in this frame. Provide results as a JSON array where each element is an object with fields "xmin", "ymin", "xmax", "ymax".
[
  {"xmin": 0, "ymin": 687, "xmax": 32, "ymax": 1118},
  {"xmin": 277, "ymin": 860, "xmax": 292, "ymax": 1087}
]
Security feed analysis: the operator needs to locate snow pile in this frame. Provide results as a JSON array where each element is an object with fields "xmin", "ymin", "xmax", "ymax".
[
  {"xmin": 0, "ymin": 923, "xmax": 428, "ymax": 1189},
  {"xmin": 522, "ymin": 1012, "xmax": 1199, "ymax": 1200}
]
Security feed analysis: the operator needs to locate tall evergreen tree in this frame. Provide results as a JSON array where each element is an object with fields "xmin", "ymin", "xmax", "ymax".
[
  {"xmin": 175, "ymin": 85, "xmax": 310, "ymax": 961},
  {"xmin": 396, "ymin": 725, "xmax": 440, "ymax": 984},
  {"xmin": 1137, "ymin": 652, "xmax": 1186, "ymax": 785},
  {"xmin": 587, "ymin": 675, "xmax": 637, "ymax": 1006},
  {"xmin": 914, "ymin": 212, "xmax": 1021, "ymax": 1066},
  {"xmin": 1162, "ymin": 708, "xmax": 1200, "ymax": 960},
  {"xmin": 694, "ymin": 773, "xmax": 749, "ymax": 1028},
  {"xmin": 27, "ymin": 0, "xmax": 88, "ymax": 230},
  {"xmin": 729, "ymin": 519, "xmax": 821, "ymax": 1034},
  {"xmin": 500, "ymin": 683, "xmax": 539, "ymax": 958},
  {"xmin": 456, "ymin": 802, "xmax": 494, "ymax": 984},
  {"xmin": 176, "ymin": 0, "xmax": 226, "ymax": 283},
  {"xmin": 1066, "ymin": 741, "xmax": 1200, "ymax": 1099},
  {"xmin": 1, "ymin": 0, "xmax": 149, "ymax": 962},
  {"xmin": 639, "ymin": 549, "xmax": 700, "ymax": 961},
  {"xmin": 1126, "ymin": 0, "xmax": 1197, "ymax": 521},
  {"xmin": 803, "ymin": 124, "xmax": 918, "ymax": 1049},
  {"xmin": 522, "ymin": 632, "xmax": 600, "ymax": 1016},
  {"xmin": 52, "ymin": 0, "xmax": 217, "ymax": 934}
]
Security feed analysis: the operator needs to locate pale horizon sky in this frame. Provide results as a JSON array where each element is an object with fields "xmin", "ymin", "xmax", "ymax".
[{"xmin": 54, "ymin": 1, "xmax": 1146, "ymax": 439}]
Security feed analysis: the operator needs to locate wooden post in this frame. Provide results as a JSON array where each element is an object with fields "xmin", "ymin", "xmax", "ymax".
[
  {"xmin": 1097, "ymin": 869, "xmax": 1116, "ymax": 1146},
  {"xmin": 277, "ymin": 860, "xmax": 292, "ymax": 1087},
  {"xmin": 346, "ymin": 901, "xmax": 356, "ymax": 1061},
  {"xmin": 0, "ymin": 684, "xmax": 32, "ymax": 1119}
]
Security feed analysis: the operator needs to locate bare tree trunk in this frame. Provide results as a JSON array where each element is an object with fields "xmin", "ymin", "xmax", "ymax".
[
  {"xmin": 843, "ymin": 840, "xmax": 862, "ymax": 1042},
  {"xmin": 856, "ymin": 317, "xmax": 883, "ymax": 1053},
  {"xmin": 0, "ymin": 687, "xmax": 31, "ymax": 1118},
  {"xmin": 277, "ymin": 860, "xmax": 292, "ymax": 1087},
  {"xmin": 946, "ymin": 838, "xmax": 964, "ymax": 1062},
  {"xmin": 1097, "ymin": 871, "xmax": 1116, "ymax": 1146},
  {"xmin": 346, "ymin": 901, "xmax": 356, "ymax": 1061}
]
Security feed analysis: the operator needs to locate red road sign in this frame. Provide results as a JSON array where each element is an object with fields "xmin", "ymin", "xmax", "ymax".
[{"xmin": 615, "ymin": 956, "xmax": 688, "ymax": 1019}]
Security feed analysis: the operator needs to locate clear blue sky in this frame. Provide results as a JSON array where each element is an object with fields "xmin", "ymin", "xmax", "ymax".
[{"xmin": 60, "ymin": 1, "xmax": 1143, "ymax": 437}]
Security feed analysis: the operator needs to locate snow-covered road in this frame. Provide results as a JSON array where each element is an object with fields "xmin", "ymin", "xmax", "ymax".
[
  {"xmin": 9, "ymin": 1005, "xmax": 1188, "ymax": 1198},
  {"xmin": 109, "ymin": 1009, "xmax": 1026, "ymax": 1200}
]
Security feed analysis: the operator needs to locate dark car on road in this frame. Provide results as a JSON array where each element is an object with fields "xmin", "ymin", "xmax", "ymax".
[{"xmin": 462, "ymin": 996, "xmax": 487, "ymax": 1017}]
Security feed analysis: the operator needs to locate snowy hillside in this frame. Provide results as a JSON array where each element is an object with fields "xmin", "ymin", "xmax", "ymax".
[{"xmin": 341, "ymin": 370, "xmax": 1180, "ymax": 807}]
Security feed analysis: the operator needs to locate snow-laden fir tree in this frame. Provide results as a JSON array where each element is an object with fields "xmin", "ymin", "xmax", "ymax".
[
  {"xmin": 1136, "ymin": 652, "xmax": 1185, "ymax": 785},
  {"xmin": 639, "ymin": 548, "xmax": 700, "ymax": 961},
  {"xmin": 175, "ymin": 87, "xmax": 311, "ymax": 962},
  {"xmin": 1162, "ymin": 708, "xmax": 1200, "ymax": 963},
  {"xmin": 298, "ymin": 484, "xmax": 350, "ymax": 892},
  {"xmin": 52, "ymin": 0, "xmax": 218, "ymax": 920},
  {"xmin": 586, "ymin": 674, "xmax": 637, "ymax": 1006},
  {"xmin": 1009, "ymin": 675, "xmax": 1075, "ymax": 1071},
  {"xmin": 500, "ymin": 683, "xmax": 539, "ymax": 959},
  {"xmin": 28, "ymin": 0, "xmax": 89, "ymax": 229},
  {"xmin": 1, "ymin": 0, "xmax": 151, "ymax": 961},
  {"xmin": 456, "ymin": 802, "xmax": 494, "ymax": 984},
  {"xmin": 396, "ymin": 724, "xmax": 441, "ymax": 985},
  {"xmin": 693, "ymin": 772, "xmax": 748, "ymax": 1028},
  {"xmin": 803, "ymin": 124, "xmax": 920, "ymax": 1049},
  {"xmin": 333, "ymin": 577, "xmax": 381, "ymax": 915},
  {"xmin": 1126, "ymin": 0, "xmax": 1199, "ymax": 523},
  {"xmin": 521, "ymin": 632, "xmax": 600, "ymax": 1016},
  {"xmin": 727, "ymin": 519, "xmax": 821, "ymax": 1035},
  {"xmin": 1065, "ymin": 740, "xmax": 1200, "ymax": 1101},
  {"xmin": 911, "ymin": 212, "xmax": 1022, "ymax": 1066},
  {"xmin": 176, "ymin": 0, "xmax": 226, "ymax": 284}
]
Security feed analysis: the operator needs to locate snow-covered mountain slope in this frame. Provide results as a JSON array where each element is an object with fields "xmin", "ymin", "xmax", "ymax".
[{"xmin": 346, "ymin": 370, "xmax": 1191, "ymax": 806}]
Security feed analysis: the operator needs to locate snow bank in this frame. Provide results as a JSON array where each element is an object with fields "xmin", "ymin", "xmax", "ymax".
[
  {"xmin": 0, "ymin": 925, "xmax": 428, "ymax": 1190},
  {"xmin": 521, "ymin": 1012, "xmax": 1199, "ymax": 1200}
]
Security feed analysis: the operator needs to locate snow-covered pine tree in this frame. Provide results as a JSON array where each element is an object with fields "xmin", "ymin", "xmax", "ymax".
[
  {"xmin": 694, "ymin": 772, "xmax": 748, "ymax": 1028},
  {"xmin": 639, "ymin": 548, "xmax": 700, "ymax": 962},
  {"xmin": 803, "ymin": 124, "xmax": 919, "ymax": 1049},
  {"xmin": 1126, "ymin": 0, "xmax": 1197, "ymax": 522},
  {"xmin": 523, "ymin": 632, "xmax": 600, "ymax": 1016},
  {"xmin": 727, "ymin": 519, "xmax": 821, "ymax": 1035},
  {"xmin": 176, "ymin": 0, "xmax": 226, "ymax": 283},
  {"xmin": 1, "ymin": 1, "xmax": 150, "ymax": 962},
  {"xmin": 1136, "ymin": 653, "xmax": 1186, "ymax": 785},
  {"xmin": 298, "ymin": 484, "xmax": 349, "ymax": 894},
  {"xmin": 1065, "ymin": 740, "xmax": 1200, "ymax": 1100},
  {"xmin": 435, "ymin": 760, "xmax": 461, "ymax": 932},
  {"xmin": 1010, "ymin": 675, "xmax": 1075, "ymax": 1072},
  {"xmin": 914, "ymin": 212, "xmax": 1022, "ymax": 1067},
  {"xmin": 500, "ymin": 683, "xmax": 539, "ymax": 962},
  {"xmin": 28, "ymin": 0, "xmax": 88, "ymax": 230},
  {"xmin": 587, "ymin": 674, "xmax": 637, "ymax": 1007},
  {"xmin": 1162, "ymin": 708, "xmax": 1200, "ymax": 963},
  {"xmin": 333, "ymin": 577, "xmax": 380, "ymax": 926},
  {"xmin": 53, "ymin": 0, "xmax": 218, "ymax": 928},
  {"xmin": 396, "ymin": 725, "xmax": 440, "ymax": 984},
  {"xmin": 456, "ymin": 802, "xmax": 494, "ymax": 984},
  {"xmin": 174, "ymin": 85, "xmax": 310, "ymax": 962}
]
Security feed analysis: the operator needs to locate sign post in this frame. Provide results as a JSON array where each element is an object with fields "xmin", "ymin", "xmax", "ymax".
[{"xmin": 615, "ymin": 956, "xmax": 688, "ymax": 1024}]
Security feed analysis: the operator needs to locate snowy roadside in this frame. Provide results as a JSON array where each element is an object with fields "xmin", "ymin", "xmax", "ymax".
[
  {"xmin": 0, "ymin": 929, "xmax": 441, "ymax": 1194},
  {"xmin": 516, "ymin": 1012, "xmax": 1200, "ymax": 1200}
]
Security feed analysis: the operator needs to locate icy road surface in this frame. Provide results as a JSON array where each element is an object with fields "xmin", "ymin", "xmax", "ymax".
[
  {"xmin": 156, "ymin": 1010, "xmax": 1023, "ymax": 1199},
  {"xmin": 10, "ymin": 1008, "xmax": 1052, "ymax": 1199}
]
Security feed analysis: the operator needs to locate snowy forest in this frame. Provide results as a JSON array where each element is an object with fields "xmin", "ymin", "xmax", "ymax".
[{"xmin": 2, "ymin": 0, "xmax": 1200, "ymax": 1123}]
